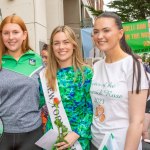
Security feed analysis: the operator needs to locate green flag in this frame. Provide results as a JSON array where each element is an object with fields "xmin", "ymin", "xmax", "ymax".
[
  {"xmin": 99, "ymin": 133, "xmax": 119, "ymax": 150},
  {"xmin": 123, "ymin": 19, "xmax": 150, "ymax": 54}
]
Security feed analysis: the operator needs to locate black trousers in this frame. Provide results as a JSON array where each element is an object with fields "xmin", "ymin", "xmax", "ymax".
[
  {"xmin": 0, "ymin": 126, "xmax": 43, "ymax": 150},
  {"xmin": 90, "ymin": 142, "xmax": 98, "ymax": 150},
  {"xmin": 142, "ymin": 140, "xmax": 150, "ymax": 150}
]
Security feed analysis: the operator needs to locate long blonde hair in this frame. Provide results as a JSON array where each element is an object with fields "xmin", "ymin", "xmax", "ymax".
[{"xmin": 46, "ymin": 25, "xmax": 86, "ymax": 90}]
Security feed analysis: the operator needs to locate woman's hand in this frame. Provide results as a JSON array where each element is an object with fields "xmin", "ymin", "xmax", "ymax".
[{"xmin": 55, "ymin": 131, "xmax": 80, "ymax": 150}]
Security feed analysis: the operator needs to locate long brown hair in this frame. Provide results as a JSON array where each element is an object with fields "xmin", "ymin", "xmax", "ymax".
[
  {"xmin": 0, "ymin": 47, "xmax": 2, "ymax": 70},
  {"xmin": 46, "ymin": 25, "xmax": 87, "ymax": 90},
  {"xmin": 96, "ymin": 12, "xmax": 149, "ymax": 94}
]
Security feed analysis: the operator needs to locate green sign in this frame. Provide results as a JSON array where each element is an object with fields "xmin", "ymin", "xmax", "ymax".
[{"xmin": 123, "ymin": 20, "xmax": 150, "ymax": 53}]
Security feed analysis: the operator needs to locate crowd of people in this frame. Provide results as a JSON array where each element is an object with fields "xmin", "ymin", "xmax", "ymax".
[{"xmin": 0, "ymin": 12, "xmax": 149, "ymax": 150}]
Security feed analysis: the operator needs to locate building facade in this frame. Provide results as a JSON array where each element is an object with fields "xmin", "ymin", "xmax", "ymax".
[{"xmin": 0, "ymin": 0, "xmax": 103, "ymax": 53}]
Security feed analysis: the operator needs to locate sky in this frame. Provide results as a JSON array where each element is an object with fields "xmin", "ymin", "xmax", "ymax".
[
  {"xmin": 103, "ymin": 0, "xmax": 114, "ymax": 11},
  {"xmin": 104, "ymin": 0, "xmax": 112, "ymax": 4},
  {"xmin": 103, "ymin": 0, "xmax": 115, "ymax": 11}
]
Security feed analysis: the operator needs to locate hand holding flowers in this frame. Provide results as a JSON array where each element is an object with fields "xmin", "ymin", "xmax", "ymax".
[
  {"xmin": 55, "ymin": 131, "xmax": 80, "ymax": 150},
  {"xmin": 52, "ymin": 97, "xmax": 70, "ymax": 150}
]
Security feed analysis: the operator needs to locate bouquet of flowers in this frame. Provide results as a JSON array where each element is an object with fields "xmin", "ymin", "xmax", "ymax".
[{"xmin": 52, "ymin": 97, "xmax": 71, "ymax": 150}]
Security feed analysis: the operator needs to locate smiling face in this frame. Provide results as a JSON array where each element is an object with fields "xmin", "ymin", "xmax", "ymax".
[
  {"xmin": 1, "ymin": 23, "xmax": 27, "ymax": 54},
  {"xmin": 41, "ymin": 50, "xmax": 48, "ymax": 66},
  {"xmin": 52, "ymin": 31, "xmax": 74, "ymax": 67},
  {"xmin": 93, "ymin": 17, "xmax": 123, "ymax": 53}
]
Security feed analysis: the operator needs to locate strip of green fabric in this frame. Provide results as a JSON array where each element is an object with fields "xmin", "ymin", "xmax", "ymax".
[{"xmin": 2, "ymin": 50, "xmax": 42, "ymax": 76}]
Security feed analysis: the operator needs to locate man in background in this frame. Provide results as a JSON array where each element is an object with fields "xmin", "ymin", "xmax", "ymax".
[{"xmin": 41, "ymin": 44, "xmax": 48, "ymax": 66}]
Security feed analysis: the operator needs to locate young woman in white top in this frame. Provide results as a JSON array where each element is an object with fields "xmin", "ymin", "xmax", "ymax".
[{"xmin": 90, "ymin": 12, "xmax": 149, "ymax": 150}]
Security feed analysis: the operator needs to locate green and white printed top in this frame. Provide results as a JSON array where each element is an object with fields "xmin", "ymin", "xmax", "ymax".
[{"xmin": 40, "ymin": 66, "xmax": 93, "ymax": 150}]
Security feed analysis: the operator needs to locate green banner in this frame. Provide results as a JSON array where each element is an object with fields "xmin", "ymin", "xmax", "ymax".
[{"xmin": 123, "ymin": 20, "xmax": 150, "ymax": 53}]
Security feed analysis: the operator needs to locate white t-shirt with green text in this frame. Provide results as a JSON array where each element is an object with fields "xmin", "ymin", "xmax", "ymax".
[{"xmin": 90, "ymin": 55, "xmax": 149, "ymax": 150}]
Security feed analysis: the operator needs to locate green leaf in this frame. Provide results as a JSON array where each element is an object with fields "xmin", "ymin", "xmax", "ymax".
[
  {"xmin": 84, "ymin": 5, "xmax": 103, "ymax": 17},
  {"xmin": 54, "ymin": 119, "xmax": 62, "ymax": 127},
  {"xmin": 106, "ymin": 0, "xmax": 150, "ymax": 22}
]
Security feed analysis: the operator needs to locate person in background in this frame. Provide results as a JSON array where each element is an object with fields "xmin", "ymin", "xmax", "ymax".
[
  {"xmin": 142, "ymin": 93, "xmax": 150, "ymax": 150},
  {"xmin": 142, "ymin": 96, "xmax": 150, "ymax": 140},
  {"xmin": 0, "ymin": 15, "xmax": 43, "ymax": 150},
  {"xmin": 90, "ymin": 12, "xmax": 149, "ymax": 150},
  {"xmin": 40, "ymin": 43, "xmax": 49, "ymax": 131},
  {"xmin": 134, "ymin": 54, "xmax": 150, "ymax": 149},
  {"xmin": 134, "ymin": 54, "xmax": 150, "ymax": 74},
  {"xmin": 40, "ymin": 43, "xmax": 48, "ymax": 66},
  {"xmin": 40, "ymin": 25, "xmax": 93, "ymax": 150}
]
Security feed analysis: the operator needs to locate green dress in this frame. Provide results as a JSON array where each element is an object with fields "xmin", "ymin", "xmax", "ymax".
[{"xmin": 40, "ymin": 66, "xmax": 93, "ymax": 150}]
